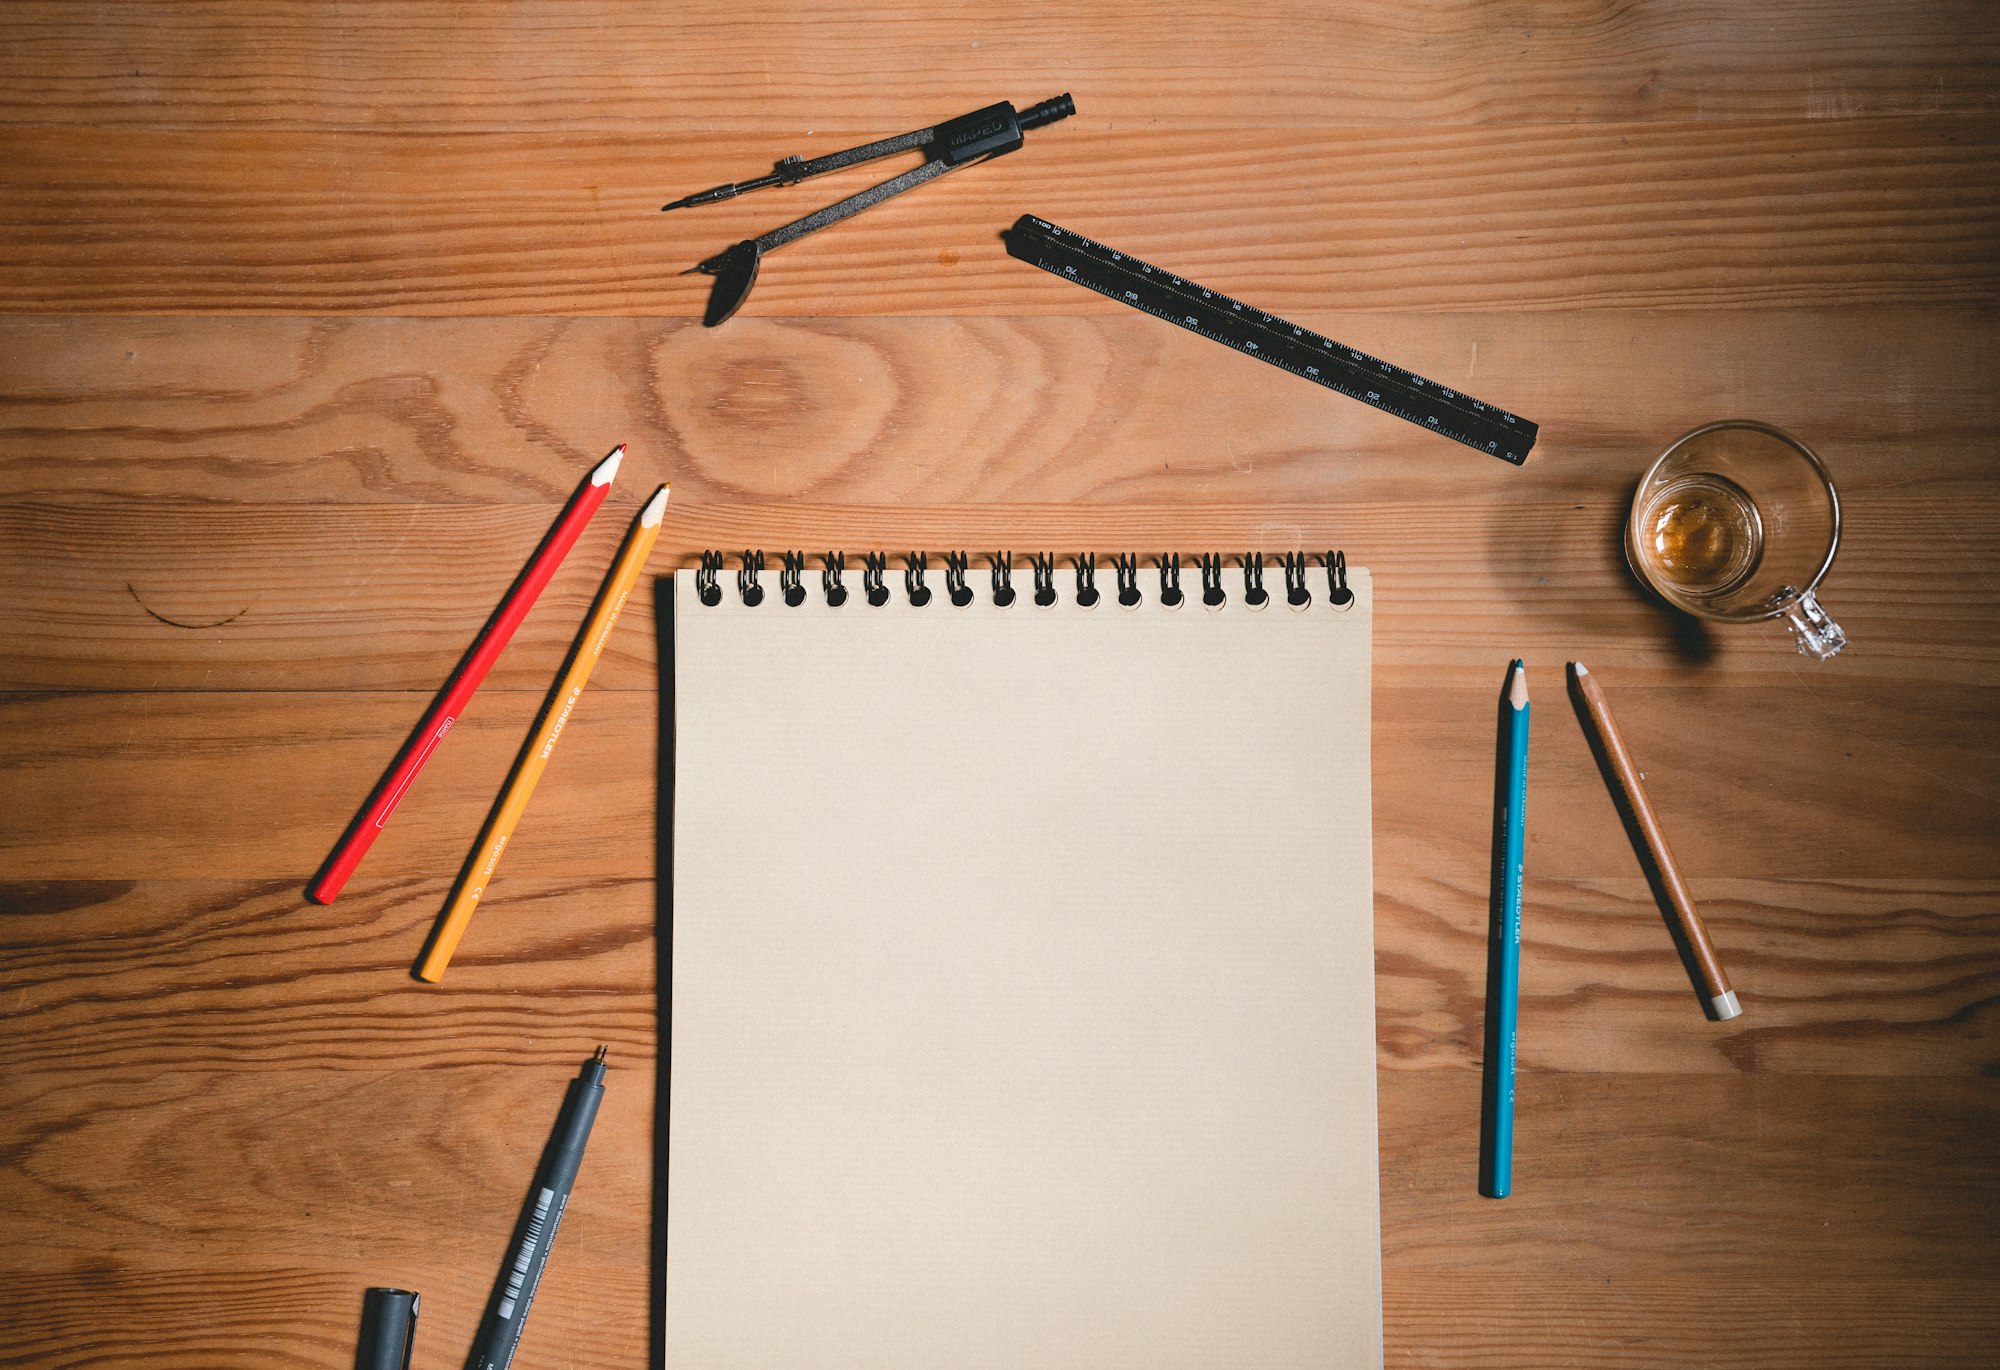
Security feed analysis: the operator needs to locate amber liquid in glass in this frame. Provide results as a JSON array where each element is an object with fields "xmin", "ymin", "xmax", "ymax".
[{"xmin": 1638, "ymin": 474, "xmax": 1763, "ymax": 597}]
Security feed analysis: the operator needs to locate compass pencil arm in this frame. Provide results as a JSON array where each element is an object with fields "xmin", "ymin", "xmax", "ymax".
[
  {"xmin": 659, "ymin": 127, "xmax": 936, "ymax": 212},
  {"xmin": 663, "ymin": 94, "xmax": 1075, "ymax": 325}
]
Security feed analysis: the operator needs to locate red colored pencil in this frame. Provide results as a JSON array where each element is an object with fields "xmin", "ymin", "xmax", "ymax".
[{"xmin": 307, "ymin": 445, "xmax": 624, "ymax": 904}]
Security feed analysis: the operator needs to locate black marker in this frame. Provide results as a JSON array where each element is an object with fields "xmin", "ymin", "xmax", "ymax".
[{"xmin": 465, "ymin": 1047, "xmax": 609, "ymax": 1370}]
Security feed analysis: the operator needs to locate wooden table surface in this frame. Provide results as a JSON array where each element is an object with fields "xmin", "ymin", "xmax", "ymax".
[{"xmin": 3, "ymin": 5, "xmax": 1997, "ymax": 1367}]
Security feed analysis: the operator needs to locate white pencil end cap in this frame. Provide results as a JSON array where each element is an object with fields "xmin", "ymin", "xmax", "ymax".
[{"xmin": 1711, "ymin": 990, "xmax": 1742, "ymax": 1020}]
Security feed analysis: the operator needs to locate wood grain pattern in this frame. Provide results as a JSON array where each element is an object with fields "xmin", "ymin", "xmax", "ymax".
[
  {"xmin": 0, "ymin": 1061, "xmax": 657, "ymax": 1367},
  {"xmin": 4, "ymin": 488, "xmax": 1994, "ymax": 690},
  {"xmin": 3, "ymin": 1, "xmax": 1995, "ymax": 131},
  {"xmin": 6, "ymin": 311, "xmax": 1991, "ymax": 504},
  {"xmin": 0, "ymin": 1044, "xmax": 1991, "ymax": 1366},
  {"xmin": 0, "ymin": 880, "xmax": 657, "ymax": 1074},
  {"xmin": 1, "ymin": 681, "xmax": 1993, "ymax": 881},
  {"xmin": 9, "ymin": 1265, "xmax": 1996, "ymax": 1370},
  {"xmin": 3, "ymin": 120, "xmax": 1995, "ymax": 314},
  {"xmin": 1380, "ymin": 1275, "xmax": 2000, "ymax": 1370},
  {"xmin": 1, "ymin": 307, "xmax": 1993, "ymax": 694},
  {"xmin": 1, "ymin": 1, "xmax": 1996, "ymax": 1366},
  {"xmin": 2, "ymin": 876, "xmax": 1989, "ymax": 1081}
]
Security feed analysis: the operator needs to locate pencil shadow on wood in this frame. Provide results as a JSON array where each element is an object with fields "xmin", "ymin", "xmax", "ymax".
[
  {"xmin": 651, "ymin": 573, "xmax": 676, "ymax": 1370},
  {"xmin": 1477, "ymin": 672, "xmax": 1514, "ymax": 1199},
  {"xmin": 1565, "ymin": 673, "xmax": 1724, "ymax": 1019},
  {"xmin": 1615, "ymin": 476, "xmax": 1717, "ymax": 668}
]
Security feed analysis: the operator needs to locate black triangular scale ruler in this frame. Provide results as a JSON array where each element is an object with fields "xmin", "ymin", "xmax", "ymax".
[{"xmin": 1005, "ymin": 214, "xmax": 1537, "ymax": 465}]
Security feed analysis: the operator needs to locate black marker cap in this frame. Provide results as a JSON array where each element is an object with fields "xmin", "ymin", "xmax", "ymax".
[{"xmin": 356, "ymin": 1287, "xmax": 419, "ymax": 1370}]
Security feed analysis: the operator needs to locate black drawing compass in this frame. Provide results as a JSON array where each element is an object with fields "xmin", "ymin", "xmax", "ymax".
[{"xmin": 662, "ymin": 94, "xmax": 1075, "ymax": 325}]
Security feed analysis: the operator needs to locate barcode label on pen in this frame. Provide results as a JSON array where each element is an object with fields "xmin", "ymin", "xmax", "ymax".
[{"xmin": 497, "ymin": 1187, "xmax": 555, "ymax": 1320}]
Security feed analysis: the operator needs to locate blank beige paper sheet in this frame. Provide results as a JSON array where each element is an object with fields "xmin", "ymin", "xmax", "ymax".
[{"xmin": 666, "ymin": 566, "xmax": 1380, "ymax": 1369}]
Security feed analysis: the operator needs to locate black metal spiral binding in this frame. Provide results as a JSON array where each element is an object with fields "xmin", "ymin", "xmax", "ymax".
[
  {"xmin": 991, "ymin": 552, "xmax": 1016, "ymax": 607},
  {"xmin": 1074, "ymin": 553, "xmax": 1099, "ymax": 607},
  {"xmin": 688, "ymin": 550, "xmax": 1354, "ymax": 611},
  {"xmin": 1113, "ymin": 553, "xmax": 1141, "ymax": 607},
  {"xmin": 1325, "ymin": 549, "xmax": 1353, "ymax": 607},
  {"xmin": 1242, "ymin": 555, "xmax": 1269, "ymax": 607},
  {"xmin": 943, "ymin": 551, "xmax": 973, "ymax": 606},
  {"xmin": 1198, "ymin": 552, "xmax": 1226, "ymax": 607},
  {"xmin": 1031, "ymin": 552, "xmax": 1057, "ymax": 607},
  {"xmin": 738, "ymin": 549, "xmax": 765, "ymax": 606},
  {"xmin": 1282, "ymin": 551, "xmax": 1310, "ymax": 606}
]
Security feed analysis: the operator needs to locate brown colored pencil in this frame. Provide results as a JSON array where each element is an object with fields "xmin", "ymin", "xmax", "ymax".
[{"xmin": 1568, "ymin": 661, "xmax": 1742, "ymax": 1020}]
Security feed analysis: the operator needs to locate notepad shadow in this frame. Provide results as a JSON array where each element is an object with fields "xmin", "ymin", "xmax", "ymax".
[{"xmin": 650, "ymin": 572, "xmax": 676, "ymax": 1370}]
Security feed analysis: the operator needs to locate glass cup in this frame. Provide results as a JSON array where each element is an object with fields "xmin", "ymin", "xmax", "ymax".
[{"xmin": 1626, "ymin": 421, "xmax": 1846, "ymax": 660}]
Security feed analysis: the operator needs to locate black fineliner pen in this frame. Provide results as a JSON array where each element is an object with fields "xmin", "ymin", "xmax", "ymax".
[{"xmin": 465, "ymin": 1047, "xmax": 609, "ymax": 1370}]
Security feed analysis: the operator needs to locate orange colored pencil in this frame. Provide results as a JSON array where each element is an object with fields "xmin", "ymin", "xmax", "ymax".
[
  {"xmin": 417, "ymin": 484, "xmax": 668, "ymax": 980},
  {"xmin": 1569, "ymin": 661, "xmax": 1740, "ymax": 1020}
]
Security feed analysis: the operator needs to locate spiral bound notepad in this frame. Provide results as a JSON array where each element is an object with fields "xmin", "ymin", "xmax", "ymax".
[{"xmin": 665, "ymin": 551, "xmax": 1380, "ymax": 1370}]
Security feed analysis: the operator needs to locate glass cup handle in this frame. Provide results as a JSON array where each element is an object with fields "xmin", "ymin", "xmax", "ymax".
[{"xmin": 1783, "ymin": 590, "xmax": 1847, "ymax": 661}]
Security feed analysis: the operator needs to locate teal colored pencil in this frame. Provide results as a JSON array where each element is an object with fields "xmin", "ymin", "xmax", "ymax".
[{"xmin": 1480, "ymin": 660, "xmax": 1529, "ymax": 1198}]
